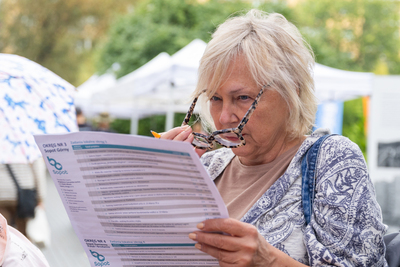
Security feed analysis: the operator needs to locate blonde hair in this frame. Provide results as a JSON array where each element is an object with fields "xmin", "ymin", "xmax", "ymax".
[{"xmin": 195, "ymin": 9, "xmax": 317, "ymax": 139}]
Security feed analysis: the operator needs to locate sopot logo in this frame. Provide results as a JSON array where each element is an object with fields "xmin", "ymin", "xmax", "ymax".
[
  {"xmin": 47, "ymin": 156, "xmax": 68, "ymax": 175},
  {"xmin": 90, "ymin": 250, "xmax": 110, "ymax": 266}
]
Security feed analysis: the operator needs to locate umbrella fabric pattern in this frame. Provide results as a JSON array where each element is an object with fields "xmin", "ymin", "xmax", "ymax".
[{"xmin": 0, "ymin": 53, "xmax": 78, "ymax": 164}]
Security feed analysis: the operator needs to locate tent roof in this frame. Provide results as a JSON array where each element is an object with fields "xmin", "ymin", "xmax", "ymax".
[
  {"xmin": 314, "ymin": 63, "xmax": 373, "ymax": 103},
  {"xmin": 91, "ymin": 39, "xmax": 207, "ymax": 116},
  {"xmin": 74, "ymin": 72, "xmax": 116, "ymax": 116},
  {"xmin": 75, "ymin": 72, "xmax": 116, "ymax": 99},
  {"xmin": 169, "ymin": 39, "xmax": 207, "ymax": 88}
]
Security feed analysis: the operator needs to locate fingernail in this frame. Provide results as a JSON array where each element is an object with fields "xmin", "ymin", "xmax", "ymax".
[
  {"xmin": 195, "ymin": 243, "xmax": 202, "ymax": 250},
  {"xmin": 188, "ymin": 233, "xmax": 197, "ymax": 240},
  {"xmin": 181, "ymin": 125, "xmax": 190, "ymax": 130},
  {"xmin": 197, "ymin": 223, "xmax": 204, "ymax": 229}
]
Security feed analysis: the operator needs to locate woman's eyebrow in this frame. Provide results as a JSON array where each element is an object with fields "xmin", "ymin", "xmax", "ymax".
[{"xmin": 228, "ymin": 87, "xmax": 250, "ymax": 94}]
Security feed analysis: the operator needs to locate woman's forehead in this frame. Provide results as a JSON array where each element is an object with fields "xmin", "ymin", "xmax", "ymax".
[
  {"xmin": 214, "ymin": 85, "xmax": 257, "ymax": 96},
  {"xmin": 207, "ymin": 64, "xmax": 258, "ymax": 95}
]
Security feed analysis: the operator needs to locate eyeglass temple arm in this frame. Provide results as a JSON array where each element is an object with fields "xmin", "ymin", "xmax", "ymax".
[
  {"xmin": 237, "ymin": 84, "xmax": 268, "ymax": 131},
  {"xmin": 181, "ymin": 90, "xmax": 206, "ymax": 126}
]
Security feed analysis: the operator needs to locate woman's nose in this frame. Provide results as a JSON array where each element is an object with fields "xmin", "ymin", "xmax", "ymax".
[{"xmin": 219, "ymin": 104, "xmax": 240, "ymax": 126}]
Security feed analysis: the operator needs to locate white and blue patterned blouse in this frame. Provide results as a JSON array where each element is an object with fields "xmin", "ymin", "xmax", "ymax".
[{"xmin": 201, "ymin": 129, "xmax": 387, "ymax": 267}]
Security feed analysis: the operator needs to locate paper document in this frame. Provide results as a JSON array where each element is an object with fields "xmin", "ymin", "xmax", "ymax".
[{"xmin": 34, "ymin": 132, "xmax": 228, "ymax": 267}]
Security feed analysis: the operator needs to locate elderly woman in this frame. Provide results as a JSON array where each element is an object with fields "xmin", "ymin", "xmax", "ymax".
[{"xmin": 162, "ymin": 9, "xmax": 387, "ymax": 266}]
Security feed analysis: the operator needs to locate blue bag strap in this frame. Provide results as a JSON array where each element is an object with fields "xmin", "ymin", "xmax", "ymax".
[{"xmin": 301, "ymin": 134, "xmax": 336, "ymax": 225}]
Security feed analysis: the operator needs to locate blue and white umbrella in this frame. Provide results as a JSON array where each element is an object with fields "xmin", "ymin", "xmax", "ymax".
[{"xmin": 0, "ymin": 53, "xmax": 78, "ymax": 163}]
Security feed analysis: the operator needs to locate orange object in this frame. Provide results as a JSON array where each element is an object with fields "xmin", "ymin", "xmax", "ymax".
[{"xmin": 150, "ymin": 130, "xmax": 161, "ymax": 138}]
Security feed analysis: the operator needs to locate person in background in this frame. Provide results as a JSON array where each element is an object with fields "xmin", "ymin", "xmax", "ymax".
[
  {"xmin": 76, "ymin": 107, "xmax": 94, "ymax": 131},
  {"xmin": 161, "ymin": 9, "xmax": 387, "ymax": 266},
  {"xmin": 0, "ymin": 159, "xmax": 46, "ymax": 238},
  {"xmin": 0, "ymin": 213, "xmax": 50, "ymax": 267},
  {"xmin": 95, "ymin": 112, "xmax": 114, "ymax": 132}
]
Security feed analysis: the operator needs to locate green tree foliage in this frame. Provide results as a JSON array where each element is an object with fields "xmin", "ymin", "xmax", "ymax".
[
  {"xmin": 293, "ymin": 0, "xmax": 399, "ymax": 156},
  {"xmin": 0, "ymin": 0, "xmax": 137, "ymax": 85},
  {"xmin": 110, "ymin": 119, "xmax": 132, "ymax": 134},
  {"xmin": 111, "ymin": 113, "xmax": 199, "ymax": 136},
  {"xmin": 295, "ymin": 0, "xmax": 400, "ymax": 74},
  {"xmin": 97, "ymin": 0, "xmax": 251, "ymax": 78},
  {"xmin": 342, "ymin": 97, "xmax": 366, "ymax": 158},
  {"xmin": 97, "ymin": 0, "xmax": 297, "ymax": 78},
  {"xmin": 138, "ymin": 115, "xmax": 166, "ymax": 136},
  {"xmin": 257, "ymin": 0, "xmax": 295, "ymax": 21}
]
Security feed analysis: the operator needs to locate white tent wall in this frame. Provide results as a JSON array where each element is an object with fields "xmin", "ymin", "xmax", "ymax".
[
  {"xmin": 74, "ymin": 72, "xmax": 117, "ymax": 118},
  {"xmin": 368, "ymin": 75, "xmax": 400, "ymax": 226},
  {"xmin": 313, "ymin": 63, "xmax": 373, "ymax": 103}
]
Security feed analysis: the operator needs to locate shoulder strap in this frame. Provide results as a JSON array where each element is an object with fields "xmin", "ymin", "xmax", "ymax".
[
  {"xmin": 28, "ymin": 163, "xmax": 39, "ymax": 190},
  {"xmin": 5, "ymin": 164, "xmax": 21, "ymax": 190},
  {"xmin": 301, "ymin": 134, "xmax": 336, "ymax": 225}
]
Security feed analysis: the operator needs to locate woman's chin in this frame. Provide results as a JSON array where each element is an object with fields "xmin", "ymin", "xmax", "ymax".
[{"xmin": 231, "ymin": 145, "xmax": 252, "ymax": 158}]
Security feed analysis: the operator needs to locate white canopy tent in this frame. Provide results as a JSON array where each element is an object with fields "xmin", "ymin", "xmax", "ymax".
[
  {"xmin": 313, "ymin": 64, "xmax": 373, "ymax": 103},
  {"xmin": 85, "ymin": 39, "xmax": 374, "ymax": 134},
  {"xmin": 91, "ymin": 39, "xmax": 207, "ymax": 133},
  {"xmin": 312, "ymin": 64, "xmax": 373, "ymax": 135},
  {"xmin": 100, "ymin": 52, "xmax": 172, "ymax": 101},
  {"xmin": 74, "ymin": 72, "xmax": 117, "ymax": 118}
]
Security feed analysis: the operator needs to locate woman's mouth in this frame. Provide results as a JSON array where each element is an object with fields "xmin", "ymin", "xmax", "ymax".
[{"xmin": 218, "ymin": 133, "xmax": 241, "ymax": 142}]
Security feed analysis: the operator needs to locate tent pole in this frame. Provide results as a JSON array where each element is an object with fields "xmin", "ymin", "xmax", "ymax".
[
  {"xmin": 130, "ymin": 113, "xmax": 139, "ymax": 135},
  {"xmin": 165, "ymin": 109, "xmax": 174, "ymax": 132},
  {"xmin": 165, "ymin": 81, "xmax": 175, "ymax": 132}
]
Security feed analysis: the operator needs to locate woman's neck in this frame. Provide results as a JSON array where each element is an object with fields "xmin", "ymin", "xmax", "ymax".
[{"xmin": 238, "ymin": 135, "xmax": 305, "ymax": 166}]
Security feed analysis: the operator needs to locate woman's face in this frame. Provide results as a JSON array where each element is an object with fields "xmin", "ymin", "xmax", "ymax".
[{"xmin": 209, "ymin": 57, "xmax": 292, "ymax": 166}]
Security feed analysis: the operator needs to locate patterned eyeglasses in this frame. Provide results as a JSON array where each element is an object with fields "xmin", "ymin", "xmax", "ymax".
[{"xmin": 182, "ymin": 84, "xmax": 269, "ymax": 149}]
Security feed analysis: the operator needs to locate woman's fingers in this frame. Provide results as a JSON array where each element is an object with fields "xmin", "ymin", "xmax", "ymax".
[
  {"xmin": 198, "ymin": 218, "xmax": 258, "ymax": 238},
  {"xmin": 189, "ymin": 230, "xmax": 259, "ymax": 266},
  {"xmin": 194, "ymin": 243, "xmax": 239, "ymax": 266},
  {"xmin": 188, "ymin": 218, "xmax": 259, "ymax": 253},
  {"xmin": 173, "ymin": 126, "xmax": 192, "ymax": 142},
  {"xmin": 158, "ymin": 126, "xmax": 206, "ymax": 157},
  {"xmin": 160, "ymin": 125, "xmax": 192, "ymax": 141},
  {"xmin": 189, "ymin": 231, "xmax": 243, "ymax": 252},
  {"xmin": 188, "ymin": 219, "xmax": 269, "ymax": 266}
]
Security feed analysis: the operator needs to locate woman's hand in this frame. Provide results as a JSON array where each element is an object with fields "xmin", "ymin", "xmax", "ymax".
[
  {"xmin": 159, "ymin": 125, "xmax": 206, "ymax": 157},
  {"xmin": 160, "ymin": 125, "xmax": 193, "ymax": 142},
  {"xmin": 188, "ymin": 218, "xmax": 274, "ymax": 267},
  {"xmin": 188, "ymin": 218, "xmax": 307, "ymax": 267}
]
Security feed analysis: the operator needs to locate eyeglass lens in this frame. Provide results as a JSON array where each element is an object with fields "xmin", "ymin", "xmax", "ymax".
[
  {"xmin": 192, "ymin": 135, "xmax": 210, "ymax": 148},
  {"xmin": 214, "ymin": 133, "xmax": 242, "ymax": 147},
  {"xmin": 193, "ymin": 132, "xmax": 242, "ymax": 148}
]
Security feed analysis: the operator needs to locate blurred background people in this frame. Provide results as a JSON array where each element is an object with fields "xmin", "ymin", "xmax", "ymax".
[
  {"xmin": 95, "ymin": 112, "xmax": 114, "ymax": 132},
  {"xmin": 0, "ymin": 159, "xmax": 48, "ymax": 243},
  {"xmin": 76, "ymin": 107, "xmax": 94, "ymax": 131}
]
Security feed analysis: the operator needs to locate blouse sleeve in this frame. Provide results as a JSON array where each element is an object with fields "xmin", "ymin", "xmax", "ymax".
[{"xmin": 304, "ymin": 136, "xmax": 387, "ymax": 267}]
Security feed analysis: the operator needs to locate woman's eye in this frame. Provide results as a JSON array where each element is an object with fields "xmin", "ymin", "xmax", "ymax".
[
  {"xmin": 238, "ymin": 95, "xmax": 250, "ymax": 101},
  {"xmin": 210, "ymin": 96, "xmax": 221, "ymax": 101}
]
